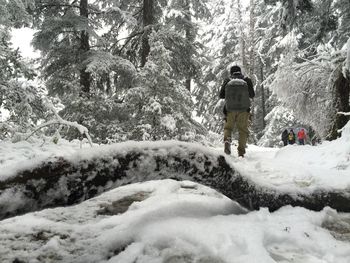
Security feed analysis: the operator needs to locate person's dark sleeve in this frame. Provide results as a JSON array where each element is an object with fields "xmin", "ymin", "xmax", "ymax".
[
  {"xmin": 244, "ymin": 77, "xmax": 255, "ymax": 98},
  {"xmin": 219, "ymin": 78, "xmax": 230, "ymax": 99}
]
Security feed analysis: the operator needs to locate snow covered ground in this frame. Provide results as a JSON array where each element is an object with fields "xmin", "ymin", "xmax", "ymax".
[
  {"xmin": 0, "ymin": 122, "xmax": 350, "ymax": 262},
  {"xmin": 0, "ymin": 179, "xmax": 349, "ymax": 263}
]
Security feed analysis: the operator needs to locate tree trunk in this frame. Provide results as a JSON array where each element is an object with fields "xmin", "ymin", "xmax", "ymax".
[
  {"xmin": 236, "ymin": 0, "xmax": 247, "ymax": 70},
  {"xmin": 248, "ymin": 0, "xmax": 256, "ymax": 77},
  {"xmin": 184, "ymin": 0, "xmax": 193, "ymax": 92},
  {"xmin": 260, "ymin": 61, "xmax": 266, "ymax": 129},
  {"xmin": 79, "ymin": 0, "xmax": 91, "ymax": 94},
  {"xmin": 185, "ymin": 79, "xmax": 191, "ymax": 91},
  {"xmin": 141, "ymin": 0, "xmax": 154, "ymax": 67},
  {"xmin": 328, "ymin": 69, "xmax": 350, "ymax": 140}
]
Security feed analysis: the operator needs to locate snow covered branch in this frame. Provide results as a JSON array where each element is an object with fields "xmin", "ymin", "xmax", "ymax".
[
  {"xmin": 26, "ymin": 99, "xmax": 93, "ymax": 147},
  {"xmin": 337, "ymin": 112, "xmax": 350, "ymax": 116}
]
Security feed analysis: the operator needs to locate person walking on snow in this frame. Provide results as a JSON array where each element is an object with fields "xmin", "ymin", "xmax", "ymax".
[
  {"xmin": 288, "ymin": 129, "xmax": 296, "ymax": 145},
  {"xmin": 219, "ymin": 65, "xmax": 255, "ymax": 157},
  {"xmin": 297, "ymin": 128, "xmax": 306, "ymax": 145},
  {"xmin": 281, "ymin": 129, "xmax": 288, "ymax": 146}
]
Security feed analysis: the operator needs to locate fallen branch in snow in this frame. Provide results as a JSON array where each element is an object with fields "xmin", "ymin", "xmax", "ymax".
[
  {"xmin": 25, "ymin": 99, "xmax": 93, "ymax": 147},
  {"xmin": 25, "ymin": 119, "xmax": 93, "ymax": 147},
  {"xmin": 0, "ymin": 142, "xmax": 349, "ymax": 220},
  {"xmin": 337, "ymin": 112, "xmax": 350, "ymax": 116}
]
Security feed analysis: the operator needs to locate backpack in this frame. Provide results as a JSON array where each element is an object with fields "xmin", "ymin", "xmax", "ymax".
[
  {"xmin": 288, "ymin": 133, "xmax": 294, "ymax": 141},
  {"xmin": 225, "ymin": 78, "xmax": 250, "ymax": 111}
]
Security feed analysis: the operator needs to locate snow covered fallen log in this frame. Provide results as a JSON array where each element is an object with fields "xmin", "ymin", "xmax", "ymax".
[{"xmin": 0, "ymin": 141, "xmax": 349, "ymax": 220}]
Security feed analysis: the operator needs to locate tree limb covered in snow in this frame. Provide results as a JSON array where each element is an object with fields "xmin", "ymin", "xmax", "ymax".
[
  {"xmin": 25, "ymin": 99, "xmax": 93, "ymax": 147},
  {"xmin": 337, "ymin": 112, "xmax": 350, "ymax": 116}
]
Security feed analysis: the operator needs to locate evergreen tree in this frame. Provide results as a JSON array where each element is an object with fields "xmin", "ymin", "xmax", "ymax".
[
  {"xmin": 265, "ymin": 0, "xmax": 350, "ymax": 140},
  {"xmin": 194, "ymin": 0, "xmax": 244, "ymax": 134},
  {"xmin": 126, "ymin": 31, "xmax": 198, "ymax": 140},
  {"xmin": 258, "ymin": 105, "xmax": 298, "ymax": 147},
  {"xmin": 253, "ymin": 0, "xmax": 283, "ymax": 140},
  {"xmin": 141, "ymin": 0, "xmax": 154, "ymax": 67},
  {"xmin": 30, "ymin": 0, "xmax": 138, "ymax": 142},
  {"xmin": 29, "ymin": 0, "xmax": 207, "ymax": 142},
  {"xmin": 0, "ymin": 0, "xmax": 47, "ymax": 140},
  {"xmin": 164, "ymin": 0, "xmax": 210, "ymax": 92}
]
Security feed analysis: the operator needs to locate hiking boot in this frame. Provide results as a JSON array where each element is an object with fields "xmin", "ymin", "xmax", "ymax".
[
  {"xmin": 238, "ymin": 147, "xmax": 245, "ymax": 157},
  {"xmin": 224, "ymin": 141, "xmax": 231, "ymax": 155}
]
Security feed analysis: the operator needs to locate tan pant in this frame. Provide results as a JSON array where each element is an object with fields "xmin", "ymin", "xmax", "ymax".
[{"xmin": 224, "ymin": 111, "xmax": 250, "ymax": 155}]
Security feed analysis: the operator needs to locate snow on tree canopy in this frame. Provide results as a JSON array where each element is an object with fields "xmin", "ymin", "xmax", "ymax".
[
  {"xmin": 103, "ymin": 6, "xmax": 137, "ymax": 26},
  {"xmin": 161, "ymin": 115, "xmax": 177, "ymax": 131},
  {"xmin": 269, "ymin": 52, "xmax": 335, "ymax": 139},
  {"xmin": 85, "ymin": 51, "xmax": 136, "ymax": 76}
]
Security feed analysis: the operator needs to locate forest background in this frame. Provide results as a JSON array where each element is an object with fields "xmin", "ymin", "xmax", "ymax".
[{"xmin": 0, "ymin": 0, "xmax": 349, "ymax": 146}]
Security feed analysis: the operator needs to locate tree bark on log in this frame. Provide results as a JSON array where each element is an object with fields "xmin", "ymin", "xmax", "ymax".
[{"xmin": 0, "ymin": 143, "xmax": 349, "ymax": 220}]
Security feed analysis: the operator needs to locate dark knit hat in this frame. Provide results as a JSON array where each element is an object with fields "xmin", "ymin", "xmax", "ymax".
[{"xmin": 230, "ymin": 65, "xmax": 241, "ymax": 74}]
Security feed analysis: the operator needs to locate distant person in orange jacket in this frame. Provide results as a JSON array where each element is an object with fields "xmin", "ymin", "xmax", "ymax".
[{"xmin": 297, "ymin": 128, "xmax": 306, "ymax": 145}]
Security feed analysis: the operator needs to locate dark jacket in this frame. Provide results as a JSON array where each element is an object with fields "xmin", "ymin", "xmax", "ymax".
[
  {"xmin": 281, "ymin": 129, "xmax": 288, "ymax": 141},
  {"xmin": 219, "ymin": 73, "xmax": 255, "ymax": 113}
]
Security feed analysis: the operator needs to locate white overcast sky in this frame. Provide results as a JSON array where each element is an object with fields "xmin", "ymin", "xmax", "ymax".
[{"xmin": 11, "ymin": 27, "xmax": 39, "ymax": 58}]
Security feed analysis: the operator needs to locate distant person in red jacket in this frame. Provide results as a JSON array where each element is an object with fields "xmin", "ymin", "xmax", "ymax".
[{"xmin": 297, "ymin": 128, "xmax": 306, "ymax": 145}]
